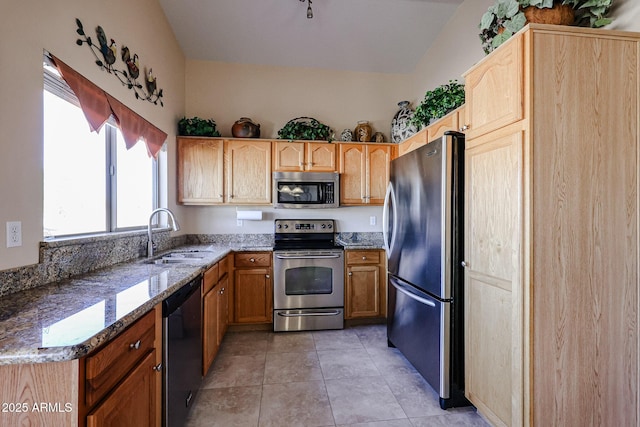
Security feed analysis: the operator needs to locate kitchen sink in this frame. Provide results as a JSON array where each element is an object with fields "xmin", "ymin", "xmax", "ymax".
[{"xmin": 145, "ymin": 251, "xmax": 206, "ymax": 265}]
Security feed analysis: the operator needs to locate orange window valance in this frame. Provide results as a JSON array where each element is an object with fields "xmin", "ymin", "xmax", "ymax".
[{"xmin": 51, "ymin": 54, "xmax": 167, "ymax": 158}]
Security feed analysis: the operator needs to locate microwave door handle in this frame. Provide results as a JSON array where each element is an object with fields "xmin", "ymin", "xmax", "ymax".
[{"xmin": 319, "ymin": 184, "xmax": 323, "ymax": 202}]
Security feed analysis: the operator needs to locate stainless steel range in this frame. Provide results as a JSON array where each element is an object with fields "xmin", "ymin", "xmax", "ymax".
[{"xmin": 273, "ymin": 219, "xmax": 344, "ymax": 332}]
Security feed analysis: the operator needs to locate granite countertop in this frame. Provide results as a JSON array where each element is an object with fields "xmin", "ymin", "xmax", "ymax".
[{"xmin": 0, "ymin": 244, "xmax": 271, "ymax": 366}]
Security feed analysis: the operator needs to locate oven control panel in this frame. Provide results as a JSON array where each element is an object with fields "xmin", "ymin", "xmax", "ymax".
[{"xmin": 274, "ymin": 219, "xmax": 335, "ymax": 233}]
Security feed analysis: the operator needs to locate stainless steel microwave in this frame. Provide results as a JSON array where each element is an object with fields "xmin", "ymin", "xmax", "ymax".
[{"xmin": 273, "ymin": 171, "xmax": 339, "ymax": 208}]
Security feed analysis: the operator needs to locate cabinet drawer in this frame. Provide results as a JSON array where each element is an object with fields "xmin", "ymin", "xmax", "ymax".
[
  {"xmin": 235, "ymin": 252, "xmax": 271, "ymax": 268},
  {"xmin": 85, "ymin": 310, "xmax": 156, "ymax": 407},
  {"xmin": 218, "ymin": 255, "xmax": 229, "ymax": 278},
  {"xmin": 346, "ymin": 250, "xmax": 381, "ymax": 265},
  {"xmin": 204, "ymin": 263, "xmax": 219, "ymax": 294}
]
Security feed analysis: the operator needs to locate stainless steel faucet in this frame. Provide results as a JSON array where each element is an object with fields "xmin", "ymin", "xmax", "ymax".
[{"xmin": 148, "ymin": 208, "xmax": 180, "ymax": 257}]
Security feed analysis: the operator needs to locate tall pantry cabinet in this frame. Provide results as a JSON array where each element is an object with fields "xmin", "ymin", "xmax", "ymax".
[{"xmin": 463, "ymin": 24, "xmax": 639, "ymax": 427}]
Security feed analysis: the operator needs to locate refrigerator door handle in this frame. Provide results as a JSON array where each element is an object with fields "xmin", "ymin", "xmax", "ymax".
[
  {"xmin": 391, "ymin": 279, "xmax": 436, "ymax": 307},
  {"xmin": 382, "ymin": 182, "xmax": 398, "ymax": 257}
]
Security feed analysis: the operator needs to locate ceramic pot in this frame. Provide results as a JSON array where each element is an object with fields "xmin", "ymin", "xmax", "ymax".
[
  {"xmin": 340, "ymin": 129, "xmax": 353, "ymax": 142},
  {"xmin": 232, "ymin": 117, "xmax": 261, "ymax": 138},
  {"xmin": 371, "ymin": 132, "xmax": 385, "ymax": 143},
  {"xmin": 354, "ymin": 121, "xmax": 372, "ymax": 143}
]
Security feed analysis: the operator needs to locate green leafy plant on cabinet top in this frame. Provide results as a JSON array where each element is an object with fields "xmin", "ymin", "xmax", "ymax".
[
  {"xmin": 411, "ymin": 81, "xmax": 465, "ymax": 129},
  {"xmin": 277, "ymin": 117, "xmax": 333, "ymax": 141},
  {"xmin": 177, "ymin": 117, "xmax": 221, "ymax": 137},
  {"xmin": 480, "ymin": 0, "xmax": 614, "ymax": 55}
]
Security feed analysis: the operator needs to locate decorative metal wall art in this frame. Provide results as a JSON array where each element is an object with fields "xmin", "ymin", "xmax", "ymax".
[{"xmin": 75, "ymin": 18, "xmax": 164, "ymax": 107}]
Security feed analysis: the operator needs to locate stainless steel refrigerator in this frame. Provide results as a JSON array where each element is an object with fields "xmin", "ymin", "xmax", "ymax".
[{"xmin": 384, "ymin": 131, "xmax": 468, "ymax": 409}]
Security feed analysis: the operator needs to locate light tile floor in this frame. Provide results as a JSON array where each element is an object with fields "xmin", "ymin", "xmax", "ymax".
[{"xmin": 186, "ymin": 324, "xmax": 491, "ymax": 427}]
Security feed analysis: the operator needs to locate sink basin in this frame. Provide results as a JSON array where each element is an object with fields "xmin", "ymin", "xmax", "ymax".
[
  {"xmin": 162, "ymin": 252, "xmax": 205, "ymax": 259},
  {"xmin": 146, "ymin": 258, "xmax": 195, "ymax": 265}
]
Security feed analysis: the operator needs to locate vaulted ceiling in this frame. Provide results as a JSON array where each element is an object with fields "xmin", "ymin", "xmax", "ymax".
[{"xmin": 159, "ymin": 0, "xmax": 465, "ymax": 74}]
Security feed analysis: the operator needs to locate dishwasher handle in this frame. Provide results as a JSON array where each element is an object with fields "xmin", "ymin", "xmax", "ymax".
[{"xmin": 162, "ymin": 276, "xmax": 202, "ymax": 317}]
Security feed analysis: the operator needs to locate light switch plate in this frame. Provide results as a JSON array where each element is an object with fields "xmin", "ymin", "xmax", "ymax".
[{"xmin": 6, "ymin": 221, "xmax": 22, "ymax": 248}]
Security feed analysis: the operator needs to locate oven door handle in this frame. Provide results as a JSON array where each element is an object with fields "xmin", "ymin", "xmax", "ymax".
[
  {"xmin": 277, "ymin": 310, "xmax": 342, "ymax": 317},
  {"xmin": 275, "ymin": 254, "xmax": 341, "ymax": 259}
]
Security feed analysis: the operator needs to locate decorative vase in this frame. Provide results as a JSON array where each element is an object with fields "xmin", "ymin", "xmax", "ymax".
[
  {"xmin": 340, "ymin": 129, "xmax": 353, "ymax": 142},
  {"xmin": 391, "ymin": 101, "xmax": 417, "ymax": 143},
  {"xmin": 371, "ymin": 132, "xmax": 385, "ymax": 143},
  {"xmin": 523, "ymin": 4, "xmax": 574, "ymax": 25},
  {"xmin": 231, "ymin": 117, "xmax": 261, "ymax": 138},
  {"xmin": 354, "ymin": 121, "xmax": 372, "ymax": 143}
]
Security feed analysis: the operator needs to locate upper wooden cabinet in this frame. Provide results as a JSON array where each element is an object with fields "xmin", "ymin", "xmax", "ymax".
[
  {"xmin": 463, "ymin": 35, "xmax": 523, "ymax": 141},
  {"xmin": 225, "ymin": 139, "xmax": 272, "ymax": 204},
  {"xmin": 339, "ymin": 143, "xmax": 392, "ymax": 205},
  {"xmin": 398, "ymin": 105, "xmax": 466, "ymax": 157},
  {"xmin": 463, "ymin": 25, "xmax": 640, "ymax": 427},
  {"xmin": 273, "ymin": 141, "xmax": 337, "ymax": 172},
  {"xmin": 398, "ymin": 128, "xmax": 428, "ymax": 157},
  {"xmin": 177, "ymin": 138, "xmax": 224, "ymax": 204}
]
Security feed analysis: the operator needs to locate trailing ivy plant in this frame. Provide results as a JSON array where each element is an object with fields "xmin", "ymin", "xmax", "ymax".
[
  {"xmin": 411, "ymin": 81, "xmax": 465, "ymax": 129},
  {"xmin": 177, "ymin": 117, "xmax": 221, "ymax": 137},
  {"xmin": 277, "ymin": 117, "xmax": 332, "ymax": 141},
  {"xmin": 480, "ymin": 0, "xmax": 614, "ymax": 54},
  {"xmin": 563, "ymin": 0, "xmax": 612, "ymax": 27}
]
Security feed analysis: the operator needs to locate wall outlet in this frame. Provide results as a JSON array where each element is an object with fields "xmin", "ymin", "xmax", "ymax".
[
  {"xmin": 370, "ymin": 216, "xmax": 376, "ymax": 226},
  {"xmin": 6, "ymin": 221, "xmax": 22, "ymax": 248}
]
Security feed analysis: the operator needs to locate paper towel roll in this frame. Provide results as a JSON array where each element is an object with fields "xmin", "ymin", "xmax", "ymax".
[{"xmin": 236, "ymin": 210, "xmax": 263, "ymax": 220}]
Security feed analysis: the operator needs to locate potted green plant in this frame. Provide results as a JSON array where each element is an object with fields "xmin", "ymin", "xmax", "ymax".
[
  {"xmin": 480, "ymin": 0, "xmax": 614, "ymax": 54},
  {"xmin": 277, "ymin": 117, "xmax": 333, "ymax": 141},
  {"xmin": 411, "ymin": 80, "xmax": 465, "ymax": 129},
  {"xmin": 177, "ymin": 117, "xmax": 221, "ymax": 137}
]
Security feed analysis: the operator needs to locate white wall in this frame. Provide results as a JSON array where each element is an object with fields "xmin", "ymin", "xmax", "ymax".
[
  {"xmin": 182, "ymin": 205, "xmax": 383, "ymax": 234},
  {"xmin": 0, "ymin": 0, "xmax": 185, "ymax": 270}
]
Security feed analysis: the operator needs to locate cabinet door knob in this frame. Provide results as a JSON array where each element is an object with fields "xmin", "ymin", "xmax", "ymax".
[
  {"xmin": 265, "ymin": 274, "xmax": 270, "ymax": 279},
  {"xmin": 153, "ymin": 363, "xmax": 163, "ymax": 372},
  {"xmin": 348, "ymin": 272, "xmax": 353, "ymax": 276},
  {"xmin": 129, "ymin": 339, "xmax": 141, "ymax": 350},
  {"xmin": 461, "ymin": 261, "xmax": 469, "ymax": 268},
  {"xmin": 460, "ymin": 124, "xmax": 470, "ymax": 131},
  {"xmin": 250, "ymin": 258, "xmax": 255, "ymax": 262},
  {"xmin": 362, "ymin": 256, "xmax": 366, "ymax": 260}
]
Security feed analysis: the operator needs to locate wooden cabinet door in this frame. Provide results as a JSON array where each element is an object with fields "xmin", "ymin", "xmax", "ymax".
[
  {"xmin": 86, "ymin": 350, "xmax": 158, "ymax": 427},
  {"xmin": 464, "ymin": 127, "xmax": 523, "ymax": 427},
  {"xmin": 306, "ymin": 142, "xmax": 337, "ymax": 172},
  {"xmin": 202, "ymin": 287, "xmax": 219, "ymax": 376},
  {"xmin": 429, "ymin": 107, "xmax": 462, "ymax": 141},
  {"xmin": 398, "ymin": 128, "xmax": 428, "ymax": 156},
  {"xmin": 345, "ymin": 265, "xmax": 381, "ymax": 319},
  {"xmin": 273, "ymin": 141, "xmax": 305, "ymax": 171},
  {"xmin": 463, "ymin": 35, "xmax": 524, "ymax": 140},
  {"xmin": 177, "ymin": 138, "xmax": 224, "ymax": 204},
  {"xmin": 234, "ymin": 268, "xmax": 272, "ymax": 323},
  {"xmin": 225, "ymin": 139, "xmax": 272, "ymax": 204},
  {"xmin": 217, "ymin": 274, "xmax": 229, "ymax": 346},
  {"xmin": 366, "ymin": 145, "xmax": 391, "ymax": 205},
  {"xmin": 339, "ymin": 144, "xmax": 366, "ymax": 205}
]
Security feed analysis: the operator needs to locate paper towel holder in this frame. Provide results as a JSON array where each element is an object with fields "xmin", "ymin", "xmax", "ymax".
[{"xmin": 236, "ymin": 209, "xmax": 263, "ymax": 221}]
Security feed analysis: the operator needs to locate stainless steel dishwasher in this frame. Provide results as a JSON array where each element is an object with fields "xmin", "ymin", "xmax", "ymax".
[{"xmin": 163, "ymin": 276, "xmax": 202, "ymax": 427}]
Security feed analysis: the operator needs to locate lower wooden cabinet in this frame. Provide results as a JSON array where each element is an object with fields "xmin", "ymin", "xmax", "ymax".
[
  {"xmin": 203, "ymin": 256, "xmax": 230, "ymax": 375},
  {"xmin": 233, "ymin": 252, "xmax": 272, "ymax": 323},
  {"xmin": 345, "ymin": 249, "xmax": 386, "ymax": 319},
  {"xmin": 86, "ymin": 350, "xmax": 158, "ymax": 427}
]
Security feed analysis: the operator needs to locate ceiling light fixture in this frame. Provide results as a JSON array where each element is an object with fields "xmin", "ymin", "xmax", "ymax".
[{"xmin": 299, "ymin": 0, "xmax": 313, "ymax": 19}]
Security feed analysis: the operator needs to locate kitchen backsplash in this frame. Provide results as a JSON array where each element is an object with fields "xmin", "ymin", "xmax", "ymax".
[{"xmin": 0, "ymin": 231, "xmax": 383, "ymax": 298}]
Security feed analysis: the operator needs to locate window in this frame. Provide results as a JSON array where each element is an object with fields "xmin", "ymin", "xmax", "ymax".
[{"xmin": 43, "ymin": 64, "xmax": 158, "ymax": 238}]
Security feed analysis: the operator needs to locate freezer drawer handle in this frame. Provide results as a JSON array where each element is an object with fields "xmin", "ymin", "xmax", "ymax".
[
  {"xmin": 277, "ymin": 310, "xmax": 341, "ymax": 317},
  {"xmin": 391, "ymin": 280, "xmax": 436, "ymax": 307}
]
